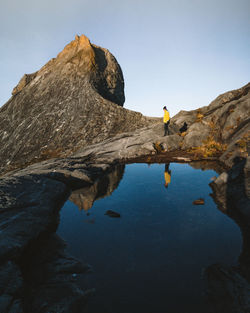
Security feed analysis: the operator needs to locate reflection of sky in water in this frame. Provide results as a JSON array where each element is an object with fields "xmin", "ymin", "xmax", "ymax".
[{"xmin": 57, "ymin": 163, "xmax": 242, "ymax": 313}]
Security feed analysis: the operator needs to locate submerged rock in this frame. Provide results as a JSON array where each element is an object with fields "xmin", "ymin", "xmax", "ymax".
[
  {"xmin": 192, "ymin": 198, "xmax": 205, "ymax": 205},
  {"xmin": 105, "ymin": 210, "xmax": 121, "ymax": 218}
]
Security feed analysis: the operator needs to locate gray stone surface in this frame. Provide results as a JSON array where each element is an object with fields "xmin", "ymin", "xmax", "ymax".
[
  {"xmin": 161, "ymin": 134, "xmax": 183, "ymax": 151},
  {"xmin": 0, "ymin": 174, "xmax": 68, "ymax": 261},
  {"xmin": 171, "ymin": 109, "xmax": 197, "ymax": 126},
  {"xmin": 182, "ymin": 122, "xmax": 211, "ymax": 149}
]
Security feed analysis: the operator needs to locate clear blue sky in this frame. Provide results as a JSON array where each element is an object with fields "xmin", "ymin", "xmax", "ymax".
[{"xmin": 0, "ymin": 0, "xmax": 249, "ymax": 117}]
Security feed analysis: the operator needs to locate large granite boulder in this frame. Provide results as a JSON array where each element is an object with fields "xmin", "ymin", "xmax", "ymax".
[{"xmin": 0, "ymin": 35, "xmax": 152, "ymax": 175}]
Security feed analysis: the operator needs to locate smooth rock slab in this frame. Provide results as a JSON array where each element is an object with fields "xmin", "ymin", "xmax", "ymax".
[{"xmin": 0, "ymin": 174, "xmax": 69, "ymax": 261}]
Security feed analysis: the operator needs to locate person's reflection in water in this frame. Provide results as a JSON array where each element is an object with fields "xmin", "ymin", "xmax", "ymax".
[{"xmin": 164, "ymin": 163, "xmax": 171, "ymax": 188}]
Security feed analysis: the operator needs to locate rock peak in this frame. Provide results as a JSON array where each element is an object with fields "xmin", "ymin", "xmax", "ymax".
[
  {"xmin": 0, "ymin": 34, "xmax": 143, "ymax": 174},
  {"xmin": 56, "ymin": 34, "xmax": 93, "ymax": 65},
  {"xmin": 75, "ymin": 33, "xmax": 90, "ymax": 44}
]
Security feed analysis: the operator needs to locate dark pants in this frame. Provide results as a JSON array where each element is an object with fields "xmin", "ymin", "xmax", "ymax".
[{"xmin": 164, "ymin": 121, "xmax": 170, "ymax": 136}]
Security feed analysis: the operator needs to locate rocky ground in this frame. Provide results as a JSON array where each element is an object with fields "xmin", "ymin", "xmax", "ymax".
[{"xmin": 0, "ymin": 34, "xmax": 249, "ymax": 312}]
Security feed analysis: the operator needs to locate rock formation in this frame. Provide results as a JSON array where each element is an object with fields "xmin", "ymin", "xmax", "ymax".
[
  {"xmin": 0, "ymin": 33, "xmax": 249, "ymax": 175},
  {"xmin": 0, "ymin": 34, "xmax": 152, "ymax": 175},
  {"xmin": 174, "ymin": 83, "xmax": 250, "ymax": 167},
  {"xmin": 0, "ymin": 33, "xmax": 249, "ymax": 313}
]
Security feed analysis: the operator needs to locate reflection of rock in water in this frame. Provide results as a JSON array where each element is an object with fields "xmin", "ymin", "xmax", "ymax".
[
  {"xmin": 206, "ymin": 157, "xmax": 250, "ymax": 313},
  {"xmin": 189, "ymin": 161, "xmax": 224, "ymax": 174},
  {"xmin": 69, "ymin": 164, "xmax": 125, "ymax": 211}
]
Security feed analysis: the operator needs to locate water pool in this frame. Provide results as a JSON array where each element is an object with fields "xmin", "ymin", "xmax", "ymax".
[{"xmin": 57, "ymin": 163, "xmax": 242, "ymax": 313}]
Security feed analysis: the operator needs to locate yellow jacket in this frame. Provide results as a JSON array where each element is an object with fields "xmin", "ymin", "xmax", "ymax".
[
  {"xmin": 163, "ymin": 110, "xmax": 170, "ymax": 123},
  {"xmin": 164, "ymin": 171, "xmax": 171, "ymax": 184}
]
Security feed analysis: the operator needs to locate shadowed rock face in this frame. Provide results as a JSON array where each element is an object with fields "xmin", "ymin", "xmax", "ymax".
[
  {"xmin": 205, "ymin": 157, "xmax": 250, "ymax": 313},
  {"xmin": 0, "ymin": 35, "xmax": 151, "ymax": 175}
]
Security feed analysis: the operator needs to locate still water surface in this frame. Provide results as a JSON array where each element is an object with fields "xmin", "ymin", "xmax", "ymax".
[{"xmin": 57, "ymin": 163, "xmax": 242, "ymax": 313}]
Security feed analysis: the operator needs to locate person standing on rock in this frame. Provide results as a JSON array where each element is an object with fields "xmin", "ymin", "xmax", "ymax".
[{"xmin": 163, "ymin": 106, "xmax": 170, "ymax": 136}]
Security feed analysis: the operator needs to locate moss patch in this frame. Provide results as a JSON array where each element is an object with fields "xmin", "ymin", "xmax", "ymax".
[{"xmin": 187, "ymin": 135, "xmax": 227, "ymax": 158}]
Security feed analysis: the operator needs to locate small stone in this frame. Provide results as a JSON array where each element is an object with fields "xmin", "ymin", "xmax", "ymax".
[
  {"xmin": 193, "ymin": 198, "xmax": 205, "ymax": 205},
  {"xmin": 105, "ymin": 210, "xmax": 121, "ymax": 218}
]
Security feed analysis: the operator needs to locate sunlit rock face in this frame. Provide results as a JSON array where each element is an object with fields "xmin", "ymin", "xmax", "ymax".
[{"xmin": 0, "ymin": 35, "xmax": 150, "ymax": 175}]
